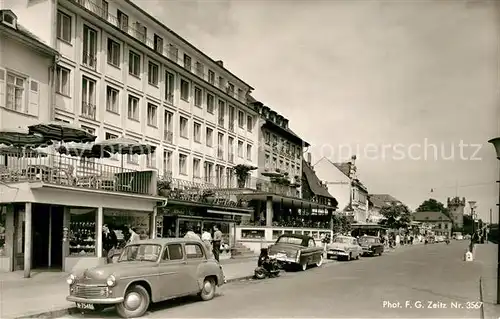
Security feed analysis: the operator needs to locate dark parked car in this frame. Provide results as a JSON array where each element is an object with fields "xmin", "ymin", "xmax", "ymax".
[
  {"xmin": 358, "ymin": 236, "xmax": 384, "ymax": 256},
  {"xmin": 268, "ymin": 234, "xmax": 324, "ymax": 271}
]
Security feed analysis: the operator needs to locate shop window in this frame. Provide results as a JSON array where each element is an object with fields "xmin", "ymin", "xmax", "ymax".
[
  {"xmin": 241, "ymin": 229, "xmax": 265, "ymax": 239},
  {"xmin": 0, "ymin": 207, "xmax": 5, "ymax": 256},
  {"xmin": 168, "ymin": 244, "xmax": 183, "ymax": 260},
  {"xmin": 69, "ymin": 209, "xmax": 96, "ymax": 256},
  {"xmin": 185, "ymin": 244, "xmax": 204, "ymax": 259},
  {"xmin": 104, "ymin": 210, "xmax": 151, "ymax": 247}
]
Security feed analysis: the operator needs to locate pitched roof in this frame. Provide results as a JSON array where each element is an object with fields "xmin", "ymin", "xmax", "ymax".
[
  {"xmin": 369, "ymin": 194, "xmax": 402, "ymax": 208},
  {"xmin": 333, "ymin": 162, "xmax": 352, "ymax": 177},
  {"xmin": 412, "ymin": 211, "xmax": 451, "ymax": 222},
  {"xmin": 302, "ymin": 159, "xmax": 335, "ymax": 199}
]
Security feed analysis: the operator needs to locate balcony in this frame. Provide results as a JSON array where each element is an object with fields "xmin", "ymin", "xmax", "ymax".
[
  {"xmin": 82, "ymin": 51, "xmax": 97, "ymax": 70},
  {"xmin": 0, "ymin": 152, "xmax": 156, "ymax": 196},
  {"xmin": 81, "ymin": 102, "xmax": 96, "ymax": 120},
  {"xmin": 164, "ymin": 130, "xmax": 173, "ymax": 143}
]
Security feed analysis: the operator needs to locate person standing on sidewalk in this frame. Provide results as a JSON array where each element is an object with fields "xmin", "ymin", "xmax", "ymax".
[
  {"xmin": 212, "ymin": 225, "xmax": 223, "ymax": 262},
  {"xmin": 201, "ymin": 228, "xmax": 213, "ymax": 256}
]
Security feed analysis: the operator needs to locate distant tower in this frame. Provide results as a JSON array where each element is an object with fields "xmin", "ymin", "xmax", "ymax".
[{"xmin": 447, "ymin": 197, "xmax": 466, "ymax": 229}]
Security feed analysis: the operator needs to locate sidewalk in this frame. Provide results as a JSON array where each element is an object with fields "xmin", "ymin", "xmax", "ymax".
[
  {"xmin": 0, "ymin": 257, "xmax": 257, "ymax": 319},
  {"xmin": 474, "ymin": 243, "xmax": 500, "ymax": 319}
]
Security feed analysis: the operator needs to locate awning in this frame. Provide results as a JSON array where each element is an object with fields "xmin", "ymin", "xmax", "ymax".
[
  {"xmin": 238, "ymin": 192, "xmax": 337, "ymax": 211},
  {"xmin": 207, "ymin": 209, "xmax": 251, "ymax": 217},
  {"xmin": 166, "ymin": 198, "xmax": 253, "ymax": 213}
]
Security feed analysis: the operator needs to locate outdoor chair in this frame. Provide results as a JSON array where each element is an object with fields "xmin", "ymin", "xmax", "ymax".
[
  {"xmin": 117, "ymin": 176, "xmax": 134, "ymax": 192},
  {"xmin": 76, "ymin": 175, "xmax": 96, "ymax": 188}
]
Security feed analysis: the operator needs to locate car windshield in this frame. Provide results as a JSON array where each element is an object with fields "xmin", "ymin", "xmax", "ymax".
[
  {"xmin": 118, "ymin": 244, "xmax": 162, "ymax": 262},
  {"xmin": 359, "ymin": 237, "xmax": 376, "ymax": 243},
  {"xmin": 277, "ymin": 236, "xmax": 304, "ymax": 245},
  {"xmin": 333, "ymin": 237, "xmax": 350, "ymax": 244}
]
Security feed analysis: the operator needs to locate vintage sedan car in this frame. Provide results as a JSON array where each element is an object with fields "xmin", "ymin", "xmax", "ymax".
[
  {"xmin": 268, "ymin": 234, "xmax": 324, "ymax": 271},
  {"xmin": 326, "ymin": 235, "xmax": 362, "ymax": 261},
  {"xmin": 66, "ymin": 238, "xmax": 224, "ymax": 318},
  {"xmin": 358, "ymin": 236, "xmax": 384, "ymax": 256}
]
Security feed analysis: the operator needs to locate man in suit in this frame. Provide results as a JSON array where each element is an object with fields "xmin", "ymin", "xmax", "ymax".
[
  {"xmin": 102, "ymin": 224, "xmax": 118, "ymax": 263},
  {"xmin": 212, "ymin": 225, "xmax": 223, "ymax": 262}
]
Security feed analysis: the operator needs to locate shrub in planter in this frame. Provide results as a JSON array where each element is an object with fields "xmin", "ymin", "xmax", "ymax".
[
  {"xmin": 233, "ymin": 164, "xmax": 257, "ymax": 188},
  {"xmin": 157, "ymin": 180, "xmax": 171, "ymax": 196}
]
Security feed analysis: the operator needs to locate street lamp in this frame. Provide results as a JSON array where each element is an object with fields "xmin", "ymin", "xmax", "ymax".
[
  {"xmin": 487, "ymin": 137, "xmax": 500, "ymax": 304},
  {"xmin": 469, "ymin": 200, "xmax": 477, "ymax": 252}
]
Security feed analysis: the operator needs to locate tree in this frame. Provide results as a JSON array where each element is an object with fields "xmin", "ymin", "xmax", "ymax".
[
  {"xmin": 233, "ymin": 164, "xmax": 257, "ymax": 188},
  {"xmin": 378, "ymin": 202, "xmax": 412, "ymax": 230},
  {"xmin": 332, "ymin": 214, "xmax": 351, "ymax": 234},
  {"xmin": 415, "ymin": 198, "xmax": 450, "ymax": 218}
]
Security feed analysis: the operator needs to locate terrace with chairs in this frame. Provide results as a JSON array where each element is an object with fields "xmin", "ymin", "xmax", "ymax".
[{"xmin": 0, "ymin": 152, "xmax": 157, "ymax": 196}]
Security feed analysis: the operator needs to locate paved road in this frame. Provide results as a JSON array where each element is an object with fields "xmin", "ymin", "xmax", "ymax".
[{"xmin": 61, "ymin": 241, "xmax": 482, "ymax": 318}]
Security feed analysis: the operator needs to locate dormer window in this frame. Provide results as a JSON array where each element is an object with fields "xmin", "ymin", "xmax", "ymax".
[{"xmin": 1, "ymin": 10, "xmax": 17, "ymax": 29}]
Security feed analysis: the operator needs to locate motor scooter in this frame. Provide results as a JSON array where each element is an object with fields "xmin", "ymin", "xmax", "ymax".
[{"xmin": 254, "ymin": 248, "xmax": 281, "ymax": 279}]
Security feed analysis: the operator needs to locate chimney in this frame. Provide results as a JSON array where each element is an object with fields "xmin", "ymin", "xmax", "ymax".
[
  {"xmin": 215, "ymin": 60, "xmax": 223, "ymax": 67},
  {"xmin": 307, "ymin": 153, "xmax": 312, "ymax": 165}
]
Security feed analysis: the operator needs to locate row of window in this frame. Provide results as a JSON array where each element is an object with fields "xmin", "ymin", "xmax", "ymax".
[
  {"xmin": 263, "ymin": 130, "xmax": 302, "ymax": 159},
  {"xmin": 56, "ymin": 66, "xmax": 254, "ymax": 132},
  {"xmin": 264, "ymin": 154, "xmax": 301, "ymax": 177},
  {"xmin": 56, "ymin": 8, "xmax": 246, "ymax": 104}
]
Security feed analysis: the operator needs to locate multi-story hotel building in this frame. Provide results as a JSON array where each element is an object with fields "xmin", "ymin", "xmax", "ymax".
[
  {"xmin": 5, "ymin": 0, "xmax": 259, "ymax": 182},
  {"xmin": 0, "ymin": 0, "xmax": 259, "ymax": 274}
]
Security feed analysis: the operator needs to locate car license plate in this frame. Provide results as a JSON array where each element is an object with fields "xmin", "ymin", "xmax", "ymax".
[
  {"xmin": 276, "ymin": 253, "xmax": 286, "ymax": 258},
  {"xmin": 76, "ymin": 303, "xmax": 94, "ymax": 310}
]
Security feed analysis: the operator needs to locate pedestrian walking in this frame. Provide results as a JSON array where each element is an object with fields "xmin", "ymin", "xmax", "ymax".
[
  {"xmin": 201, "ymin": 228, "xmax": 213, "ymax": 256},
  {"xmin": 102, "ymin": 224, "xmax": 118, "ymax": 263},
  {"xmin": 184, "ymin": 227, "xmax": 201, "ymax": 240},
  {"xmin": 212, "ymin": 225, "xmax": 223, "ymax": 262}
]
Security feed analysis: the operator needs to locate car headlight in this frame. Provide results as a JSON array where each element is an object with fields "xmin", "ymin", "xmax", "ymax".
[
  {"xmin": 106, "ymin": 275, "xmax": 116, "ymax": 287},
  {"xmin": 66, "ymin": 274, "xmax": 76, "ymax": 285}
]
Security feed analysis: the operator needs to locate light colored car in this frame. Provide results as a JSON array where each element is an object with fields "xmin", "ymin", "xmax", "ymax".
[
  {"xmin": 327, "ymin": 235, "xmax": 362, "ymax": 261},
  {"xmin": 66, "ymin": 238, "xmax": 224, "ymax": 318}
]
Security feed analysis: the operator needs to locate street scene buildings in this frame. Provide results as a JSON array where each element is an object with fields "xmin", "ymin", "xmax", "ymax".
[{"xmin": 0, "ymin": 0, "xmax": 498, "ymax": 318}]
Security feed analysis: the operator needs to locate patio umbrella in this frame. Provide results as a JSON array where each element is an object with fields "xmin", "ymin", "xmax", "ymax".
[
  {"xmin": 57, "ymin": 143, "xmax": 112, "ymax": 158},
  {"xmin": 91, "ymin": 137, "xmax": 156, "ymax": 169},
  {"xmin": 28, "ymin": 122, "xmax": 96, "ymax": 143},
  {"xmin": 0, "ymin": 127, "xmax": 47, "ymax": 147}
]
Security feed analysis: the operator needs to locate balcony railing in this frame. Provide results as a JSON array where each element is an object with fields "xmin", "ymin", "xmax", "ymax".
[
  {"xmin": 67, "ymin": 0, "xmax": 248, "ymax": 105},
  {"xmin": 81, "ymin": 102, "xmax": 96, "ymax": 120},
  {"xmin": 82, "ymin": 51, "xmax": 97, "ymax": 70},
  {"xmin": 0, "ymin": 152, "xmax": 155, "ymax": 195},
  {"xmin": 164, "ymin": 130, "xmax": 173, "ymax": 143}
]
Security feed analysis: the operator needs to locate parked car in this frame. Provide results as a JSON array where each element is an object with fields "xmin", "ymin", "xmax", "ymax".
[
  {"xmin": 358, "ymin": 235, "xmax": 384, "ymax": 256},
  {"xmin": 326, "ymin": 235, "xmax": 362, "ymax": 261},
  {"xmin": 66, "ymin": 238, "xmax": 224, "ymax": 318},
  {"xmin": 268, "ymin": 234, "xmax": 324, "ymax": 271}
]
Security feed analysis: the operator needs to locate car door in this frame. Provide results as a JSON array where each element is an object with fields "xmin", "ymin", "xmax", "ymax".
[
  {"xmin": 183, "ymin": 242, "xmax": 207, "ymax": 294},
  {"xmin": 158, "ymin": 243, "xmax": 187, "ymax": 300},
  {"xmin": 351, "ymin": 238, "xmax": 361, "ymax": 258}
]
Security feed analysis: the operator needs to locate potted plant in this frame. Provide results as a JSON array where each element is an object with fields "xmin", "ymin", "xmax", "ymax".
[
  {"xmin": 233, "ymin": 164, "xmax": 257, "ymax": 188},
  {"xmin": 202, "ymin": 189, "xmax": 216, "ymax": 204},
  {"xmin": 157, "ymin": 179, "xmax": 171, "ymax": 197}
]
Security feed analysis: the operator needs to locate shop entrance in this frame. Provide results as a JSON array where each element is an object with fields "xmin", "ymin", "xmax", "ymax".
[{"xmin": 32, "ymin": 204, "xmax": 63, "ymax": 270}]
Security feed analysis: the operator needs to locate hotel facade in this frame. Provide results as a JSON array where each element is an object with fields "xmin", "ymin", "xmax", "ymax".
[{"xmin": 0, "ymin": 0, "xmax": 260, "ymax": 274}]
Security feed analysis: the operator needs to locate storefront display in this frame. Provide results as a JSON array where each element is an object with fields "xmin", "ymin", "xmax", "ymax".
[
  {"xmin": 69, "ymin": 210, "xmax": 96, "ymax": 256},
  {"xmin": 241, "ymin": 229, "xmax": 265, "ymax": 239},
  {"xmin": 104, "ymin": 210, "xmax": 151, "ymax": 246}
]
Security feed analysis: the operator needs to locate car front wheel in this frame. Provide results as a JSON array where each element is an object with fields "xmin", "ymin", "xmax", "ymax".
[
  {"xmin": 200, "ymin": 277, "xmax": 216, "ymax": 301},
  {"xmin": 116, "ymin": 284, "xmax": 150, "ymax": 318}
]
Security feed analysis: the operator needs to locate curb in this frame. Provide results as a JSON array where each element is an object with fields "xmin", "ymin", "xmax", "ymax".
[
  {"xmin": 14, "ymin": 274, "xmax": 256, "ymax": 319},
  {"xmin": 479, "ymin": 276, "xmax": 485, "ymax": 319}
]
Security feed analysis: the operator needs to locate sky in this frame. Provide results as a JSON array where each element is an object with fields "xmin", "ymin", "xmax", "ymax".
[{"xmin": 133, "ymin": 0, "xmax": 500, "ymax": 221}]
